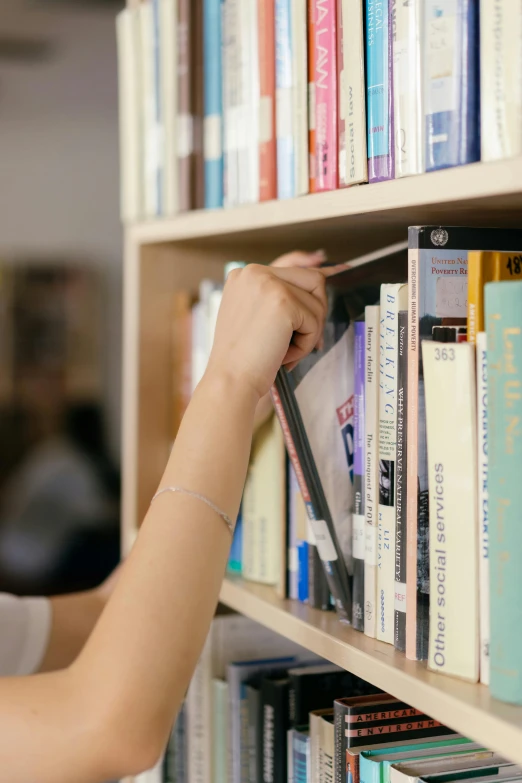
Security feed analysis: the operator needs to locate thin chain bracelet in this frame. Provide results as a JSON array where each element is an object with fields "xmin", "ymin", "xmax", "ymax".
[{"xmin": 151, "ymin": 486, "xmax": 234, "ymax": 535}]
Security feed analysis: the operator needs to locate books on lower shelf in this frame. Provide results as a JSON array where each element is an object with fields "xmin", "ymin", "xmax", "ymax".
[
  {"xmin": 158, "ymin": 613, "xmax": 521, "ymax": 782},
  {"xmin": 115, "ymin": 0, "xmax": 520, "ymax": 222}
]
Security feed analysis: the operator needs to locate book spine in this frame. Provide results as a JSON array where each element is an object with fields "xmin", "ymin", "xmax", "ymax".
[
  {"xmin": 259, "ymin": 0, "xmax": 277, "ymax": 201},
  {"xmin": 423, "ymin": 340, "xmax": 479, "ymax": 681},
  {"xmin": 394, "ymin": 309, "xmax": 408, "ymax": 651},
  {"xmin": 140, "ymin": 0, "xmax": 160, "ymax": 216},
  {"xmin": 364, "ymin": 305, "xmax": 380, "ymax": 638},
  {"xmin": 221, "ymin": 0, "xmax": 236, "ymax": 207},
  {"xmin": 213, "ymin": 680, "xmax": 230, "ymax": 783},
  {"xmin": 405, "ymin": 236, "xmax": 424, "ymax": 660},
  {"xmin": 377, "ymin": 283, "xmax": 407, "ymax": 644},
  {"xmin": 353, "ymin": 320, "xmax": 366, "ymax": 630},
  {"xmin": 262, "ymin": 681, "xmax": 289, "ymax": 783},
  {"xmin": 292, "ymin": 0, "xmax": 309, "ymax": 196},
  {"xmin": 338, "ymin": 0, "xmax": 368, "ymax": 185},
  {"xmin": 116, "ymin": 9, "xmax": 142, "ymax": 222},
  {"xmin": 314, "ymin": 0, "xmax": 338, "ymax": 191},
  {"xmin": 308, "ymin": 0, "xmax": 317, "ymax": 192},
  {"xmin": 309, "ymin": 533, "xmax": 332, "ymax": 610},
  {"xmin": 334, "ymin": 700, "xmax": 347, "ymax": 783},
  {"xmin": 228, "ymin": 509, "xmax": 243, "ymax": 573},
  {"xmin": 276, "ymin": 0, "xmax": 295, "ymax": 199},
  {"xmin": 321, "ymin": 717, "xmax": 335, "ymax": 783},
  {"xmin": 177, "ymin": 0, "xmax": 192, "ymax": 211},
  {"xmin": 467, "ymin": 251, "xmax": 489, "ymax": 345},
  {"xmin": 476, "ymin": 331, "xmax": 490, "ymax": 686},
  {"xmin": 288, "ymin": 729, "xmax": 295, "ymax": 783},
  {"xmin": 271, "ymin": 379, "xmax": 352, "ymax": 621},
  {"xmin": 192, "ymin": 0, "xmax": 206, "ymax": 209},
  {"xmin": 246, "ymin": 0, "xmax": 261, "ymax": 203},
  {"xmin": 294, "ymin": 732, "xmax": 310, "ymax": 783},
  {"xmin": 203, "ymin": 0, "xmax": 224, "ymax": 208},
  {"xmin": 161, "ymin": 0, "xmax": 178, "ymax": 215},
  {"xmin": 288, "ymin": 463, "xmax": 298, "ymax": 599},
  {"xmin": 392, "ymin": 0, "xmax": 423, "ymax": 177},
  {"xmin": 366, "ymin": 0, "xmax": 394, "ymax": 181},
  {"xmin": 186, "ymin": 629, "xmax": 213, "ymax": 783},
  {"xmin": 486, "ymin": 280, "xmax": 522, "ymax": 704},
  {"xmin": 424, "ymin": 0, "xmax": 480, "ymax": 171},
  {"xmin": 298, "ymin": 537, "xmax": 310, "ymax": 602},
  {"xmin": 480, "ymin": 0, "xmax": 522, "ymax": 162},
  {"xmin": 336, "ymin": 0, "xmax": 346, "ymax": 187}
]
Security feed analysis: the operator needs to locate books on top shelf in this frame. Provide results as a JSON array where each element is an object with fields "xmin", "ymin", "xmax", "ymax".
[{"xmin": 116, "ymin": 0, "xmax": 516, "ymax": 222}]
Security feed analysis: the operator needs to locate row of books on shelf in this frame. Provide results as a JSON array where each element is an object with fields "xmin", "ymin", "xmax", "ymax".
[
  {"xmin": 168, "ymin": 226, "xmax": 522, "ymax": 708},
  {"xmin": 160, "ymin": 614, "xmax": 520, "ymax": 783},
  {"xmin": 116, "ymin": 0, "xmax": 521, "ymax": 222}
]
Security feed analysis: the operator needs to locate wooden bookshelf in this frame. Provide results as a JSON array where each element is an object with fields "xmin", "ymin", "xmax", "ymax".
[{"xmin": 122, "ymin": 157, "xmax": 522, "ymax": 777}]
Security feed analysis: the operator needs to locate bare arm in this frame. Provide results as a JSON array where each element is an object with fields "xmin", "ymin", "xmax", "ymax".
[{"xmin": 0, "ymin": 262, "xmax": 327, "ymax": 783}]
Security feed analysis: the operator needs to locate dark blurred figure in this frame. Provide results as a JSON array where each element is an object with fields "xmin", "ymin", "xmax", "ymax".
[{"xmin": 0, "ymin": 401, "xmax": 120, "ymax": 596}]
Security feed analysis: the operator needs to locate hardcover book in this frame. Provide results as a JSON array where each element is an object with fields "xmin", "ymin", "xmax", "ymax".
[
  {"xmin": 259, "ymin": 0, "xmax": 277, "ymax": 201},
  {"xmin": 177, "ymin": 0, "xmax": 192, "ymax": 211},
  {"xmin": 314, "ymin": 0, "xmax": 338, "ymax": 191},
  {"xmin": 292, "ymin": 0, "xmax": 309, "ymax": 196},
  {"xmin": 406, "ymin": 227, "xmax": 522, "ymax": 662},
  {"xmin": 203, "ymin": 0, "xmax": 224, "ymax": 208},
  {"xmin": 423, "ymin": 0, "xmax": 480, "ymax": 171},
  {"xmin": 480, "ymin": 0, "xmax": 522, "ymax": 162},
  {"xmin": 161, "ymin": 0, "xmax": 178, "ymax": 216},
  {"xmin": 467, "ymin": 251, "xmax": 522, "ymax": 345},
  {"xmin": 261, "ymin": 675, "xmax": 292, "ymax": 783},
  {"xmin": 486, "ymin": 280, "xmax": 522, "ymax": 704},
  {"xmin": 366, "ymin": 0, "xmax": 394, "ymax": 181},
  {"xmin": 308, "ymin": 0, "xmax": 317, "ymax": 192},
  {"xmin": 423, "ymin": 340, "xmax": 479, "ymax": 682},
  {"xmin": 364, "ymin": 304, "xmax": 380, "ymax": 638},
  {"xmin": 293, "ymin": 728, "xmax": 311, "ymax": 783},
  {"xmin": 288, "ymin": 664, "xmax": 369, "ymax": 728},
  {"xmin": 272, "ymin": 243, "xmax": 408, "ymax": 624},
  {"xmin": 276, "ymin": 0, "xmax": 295, "ymax": 199},
  {"xmin": 359, "ymin": 738, "xmax": 476, "ymax": 783},
  {"xmin": 476, "ymin": 331, "xmax": 489, "ymax": 685},
  {"xmin": 392, "ymin": 0, "xmax": 423, "ymax": 177},
  {"xmin": 377, "ymin": 283, "xmax": 408, "ymax": 645},
  {"xmin": 311, "ymin": 708, "xmax": 334, "ymax": 782},
  {"xmin": 394, "ymin": 309, "xmax": 408, "ymax": 651},
  {"xmin": 337, "ymin": 0, "xmax": 368, "ymax": 186},
  {"xmin": 192, "ymin": 0, "xmax": 206, "ymax": 209},
  {"xmin": 353, "ymin": 318, "xmax": 366, "ymax": 630}
]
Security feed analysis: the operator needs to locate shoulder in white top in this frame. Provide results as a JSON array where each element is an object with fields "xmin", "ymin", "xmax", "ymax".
[{"xmin": 0, "ymin": 593, "xmax": 52, "ymax": 677}]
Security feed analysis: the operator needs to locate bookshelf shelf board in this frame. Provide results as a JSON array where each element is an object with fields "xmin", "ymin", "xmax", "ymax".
[
  {"xmin": 220, "ymin": 576, "xmax": 522, "ymax": 765},
  {"xmin": 129, "ymin": 158, "xmax": 522, "ymax": 254}
]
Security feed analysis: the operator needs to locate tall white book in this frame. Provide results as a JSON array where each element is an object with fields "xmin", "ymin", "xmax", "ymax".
[
  {"xmin": 291, "ymin": 0, "xmax": 309, "ymax": 196},
  {"xmin": 161, "ymin": 0, "xmax": 178, "ymax": 215},
  {"xmin": 339, "ymin": 0, "xmax": 368, "ymax": 185},
  {"xmin": 139, "ymin": 0, "xmax": 161, "ymax": 218},
  {"xmin": 423, "ymin": 340, "xmax": 479, "ymax": 682},
  {"xmin": 116, "ymin": 8, "xmax": 143, "ymax": 221},
  {"xmin": 222, "ymin": 0, "xmax": 239, "ymax": 207},
  {"xmin": 480, "ymin": 0, "xmax": 522, "ymax": 161},
  {"xmin": 392, "ymin": 0, "xmax": 423, "ymax": 177},
  {"xmin": 242, "ymin": 414, "xmax": 286, "ymax": 585},
  {"xmin": 364, "ymin": 304, "xmax": 380, "ymax": 638},
  {"xmin": 476, "ymin": 331, "xmax": 490, "ymax": 685},
  {"xmin": 377, "ymin": 284, "xmax": 408, "ymax": 644}
]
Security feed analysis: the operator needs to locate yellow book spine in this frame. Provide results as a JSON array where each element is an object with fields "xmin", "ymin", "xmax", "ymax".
[
  {"xmin": 467, "ymin": 251, "xmax": 490, "ymax": 344},
  {"xmin": 492, "ymin": 251, "xmax": 522, "ymax": 283}
]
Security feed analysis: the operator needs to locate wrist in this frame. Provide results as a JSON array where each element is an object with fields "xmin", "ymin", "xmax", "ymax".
[{"xmin": 200, "ymin": 366, "xmax": 261, "ymax": 412}]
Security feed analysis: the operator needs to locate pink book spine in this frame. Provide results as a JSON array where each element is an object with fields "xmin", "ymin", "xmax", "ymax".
[{"xmin": 314, "ymin": 0, "xmax": 338, "ymax": 191}]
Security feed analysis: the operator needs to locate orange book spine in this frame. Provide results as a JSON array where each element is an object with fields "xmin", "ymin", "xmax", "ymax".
[
  {"xmin": 308, "ymin": 0, "xmax": 316, "ymax": 193},
  {"xmin": 259, "ymin": 0, "xmax": 277, "ymax": 201}
]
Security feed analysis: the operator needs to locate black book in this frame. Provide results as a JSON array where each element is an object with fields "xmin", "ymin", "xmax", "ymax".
[
  {"xmin": 246, "ymin": 682, "xmax": 262, "ymax": 783},
  {"xmin": 309, "ymin": 544, "xmax": 331, "ymax": 611},
  {"xmin": 261, "ymin": 676, "xmax": 291, "ymax": 783},
  {"xmin": 271, "ymin": 241, "xmax": 408, "ymax": 623},
  {"xmin": 288, "ymin": 664, "xmax": 379, "ymax": 729},
  {"xmin": 394, "ymin": 309, "xmax": 408, "ymax": 651}
]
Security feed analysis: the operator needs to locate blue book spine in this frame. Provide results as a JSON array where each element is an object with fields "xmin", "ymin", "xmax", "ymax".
[
  {"xmin": 366, "ymin": 0, "xmax": 394, "ymax": 181},
  {"xmin": 227, "ymin": 508, "xmax": 243, "ymax": 573},
  {"xmin": 297, "ymin": 539, "xmax": 309, "ymax": 603},
  {"xmin": 204, "ymin": 0, "xmax": 224, "ymax": 208},
  {"xmin": 152, "ymin": 0, "xmax": 163, "ymax": 214},
  {"xmin": 275, "ymin": 0, "xmax": 295, "ymax": 199},
  {"xmin": 424, "ymin": 0, "xmax": 480, "ymax": 171},
  {"xmin": 486, "ymin": 280, "xmax": 522, "ymax": 705},
  {"xmin": 293, "ymin": 732, "xmax": 309, "ymax": 783},
  {"xmin": 360, "ymin": 754, "xmax": 385, "ymax": 783}
]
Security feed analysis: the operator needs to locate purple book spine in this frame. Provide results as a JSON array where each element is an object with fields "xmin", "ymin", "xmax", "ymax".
[{"xmin": 352, "ymin": 319, "xmax": 366, "ymax": 630}]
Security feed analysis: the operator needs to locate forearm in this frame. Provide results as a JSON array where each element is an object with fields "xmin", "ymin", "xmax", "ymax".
[{"xmin": 73, "ymin": 370, "xmax": 257, "ymax": 756}]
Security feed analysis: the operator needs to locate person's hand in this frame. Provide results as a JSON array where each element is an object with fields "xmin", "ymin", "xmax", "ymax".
[
  {"xmin": 207, "ymin": 258, "xmax": 329, "ymax": 401},
  {"xmin": 250, "ymin": 250, "xmax": 326, "ymax": 430}
]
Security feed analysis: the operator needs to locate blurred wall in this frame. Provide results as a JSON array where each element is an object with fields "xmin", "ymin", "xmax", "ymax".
[{"xmin": 0, "ymin": 0, "xmax": 122, "ymax": 460}]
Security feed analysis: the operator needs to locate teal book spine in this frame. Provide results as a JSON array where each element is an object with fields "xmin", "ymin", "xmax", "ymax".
[{"xmin": 486, "ymin": 280, "xmax": 522, "ymax": 704}]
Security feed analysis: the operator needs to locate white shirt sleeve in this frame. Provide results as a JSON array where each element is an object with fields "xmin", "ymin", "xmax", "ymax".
[{"xmin": 0, "ymin": 593, "xmax": 52, "ymax": 677}]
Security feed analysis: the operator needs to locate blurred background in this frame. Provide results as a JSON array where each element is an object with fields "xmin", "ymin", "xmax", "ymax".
[{"xmin": 0, "ymin": 0, "xmax": 122, "ymax": 596}]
